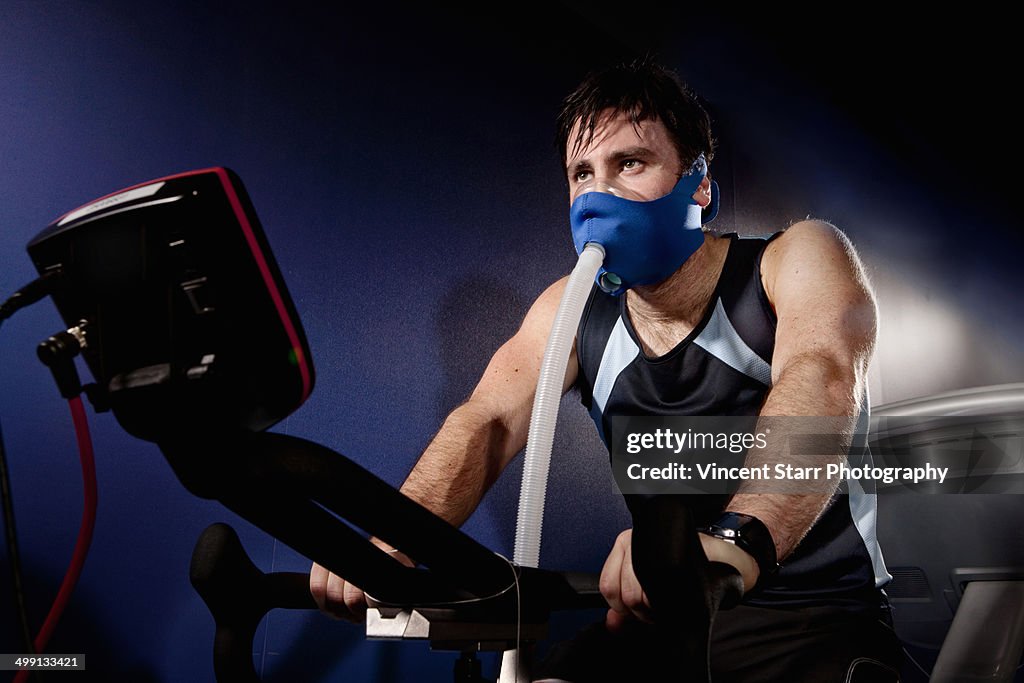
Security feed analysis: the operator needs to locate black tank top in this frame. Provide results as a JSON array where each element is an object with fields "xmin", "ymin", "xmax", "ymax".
[{"xmin": 574, "ymin": 232, "xmax": 890, "ymax": 610}]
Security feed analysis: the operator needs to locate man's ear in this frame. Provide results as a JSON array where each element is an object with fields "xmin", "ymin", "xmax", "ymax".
[{"xmin": 694, "ymin": 175, "xmax": 712, "ymax": 208}]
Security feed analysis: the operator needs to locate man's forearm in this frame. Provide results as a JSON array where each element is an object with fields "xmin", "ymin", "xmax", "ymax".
[
  {"xmin": 399, "ymin": 400, "xmax": 510, "ymax": 529},
  {"xmin": 729, "ymin": 352, "xmax": 862, "ymax": 561}
]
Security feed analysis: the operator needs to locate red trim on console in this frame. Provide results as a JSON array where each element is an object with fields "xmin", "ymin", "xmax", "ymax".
[{"xmin": 211, "ymin": 169, "xmax": 313, "ymax": 402}]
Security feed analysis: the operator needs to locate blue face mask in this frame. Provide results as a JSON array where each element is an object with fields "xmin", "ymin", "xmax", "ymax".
[{"xmin": 569, "ymin": 154, "xmax": 719, "ymax": 296}]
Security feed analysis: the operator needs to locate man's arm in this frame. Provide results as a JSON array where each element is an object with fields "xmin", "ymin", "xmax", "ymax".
[
  {"xmin": 710, "ymin": 220, "xmax": 879, "ymax": 587},
  {"xmin": 399, "ymin": 276, "xmax": 578, "ymax": 525},
  {"xmin": 310, "ymin": 276, "xmax": 577, "ymax": 618}
]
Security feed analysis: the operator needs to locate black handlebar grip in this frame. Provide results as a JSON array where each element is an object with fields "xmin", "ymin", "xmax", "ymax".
[{"xmin": 190, "ymin": 523, "xmax": 315, "ymax": 682}]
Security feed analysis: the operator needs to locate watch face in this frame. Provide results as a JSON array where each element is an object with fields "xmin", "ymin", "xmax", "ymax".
[
  {"xmin": 714, "ymin": 512, "xmax": 778, "ymax": 575},
  {"xmin": 718, "ymin": 512, "xmax": 755, "ymax": 532}
]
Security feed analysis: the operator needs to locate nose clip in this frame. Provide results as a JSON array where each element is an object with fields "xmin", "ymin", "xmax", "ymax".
[
  {"xmin": 572, "ymin": 179, "xmax": 638, "ymax": 204},
  {"xmin": 590, "ymin": 181, "xmax": 620, "ymax": 197}
]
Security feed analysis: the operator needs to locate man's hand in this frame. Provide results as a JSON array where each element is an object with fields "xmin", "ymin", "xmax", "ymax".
[
  {"xmin": 309, "ymin": 561, "xmax": 366, "ymax": 622},
  {"xmin": 599, "ymin": 528, "xmax": 760, "ymax": 631},
  {"xmin": 599, "ymin": 529, "xmax": 653, "ymax": 631},
  {"xmin": 309, "ymin": 543, "xmax": 414, "ymax": 622}
]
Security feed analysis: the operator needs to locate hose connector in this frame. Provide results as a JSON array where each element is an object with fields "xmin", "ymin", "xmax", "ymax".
[{"xmin": 37, "ymin": 320, "xmax": 89, "ymax": 399}]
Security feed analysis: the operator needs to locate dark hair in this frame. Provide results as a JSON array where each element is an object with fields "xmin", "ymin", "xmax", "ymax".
[{"xmin": 556, "ymin": 59, "xmax": 715, "ymax": 173}]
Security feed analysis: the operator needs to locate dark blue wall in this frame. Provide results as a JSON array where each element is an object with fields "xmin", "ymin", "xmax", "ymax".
[{"xmin": 1, "ymin": 4, "xmax": 1020, "ymax": 681}]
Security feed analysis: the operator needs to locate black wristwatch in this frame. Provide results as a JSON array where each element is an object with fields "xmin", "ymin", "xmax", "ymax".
[{"xmin": 699, "ymin": 511, "xmax": 779, "ymax": 586}]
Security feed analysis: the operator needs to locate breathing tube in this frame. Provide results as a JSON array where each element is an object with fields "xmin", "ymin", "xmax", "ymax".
[
  {"xmin": 511, "ymin": 241, "xmax": 605, "ymax": 568},
  {"xmin": 512, "ymin": 153, "xmax": 716, "ymax": 569},
  {"xmin": 501, "ymin": 156, "xmax": 716, "ymax": 682}
]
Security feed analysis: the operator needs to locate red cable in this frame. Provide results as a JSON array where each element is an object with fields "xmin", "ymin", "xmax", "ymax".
[{"xmin": 14, "ymin": 396, "xmax": 97, "ymax": 683}]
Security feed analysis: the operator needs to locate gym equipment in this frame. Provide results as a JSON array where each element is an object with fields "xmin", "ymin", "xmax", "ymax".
[
  {"xmin": 870, "ymin": 385, "xmax": 1024, "ymax": 683},
  {"xmin": 11, "ymin": 168, "xmax": 742, "ymax": 682}
]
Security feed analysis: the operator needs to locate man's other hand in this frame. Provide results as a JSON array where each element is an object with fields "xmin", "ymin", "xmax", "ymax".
[
  {"xmin": 309, "ymin": 544, "xmax": 414, "ymax": 622},
  {"xmin": 599, "ymin": 529, "xmax": 654, "ymax": 631}
]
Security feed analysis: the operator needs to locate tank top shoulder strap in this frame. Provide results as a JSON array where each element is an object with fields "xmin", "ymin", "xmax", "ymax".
[
  {"xmin": 575, "ymin": 282, "xmax": 617, "ymax": 411},
  {"xmin": 715, "ymin": 231, "xmax": 784, "ymax": 366}
]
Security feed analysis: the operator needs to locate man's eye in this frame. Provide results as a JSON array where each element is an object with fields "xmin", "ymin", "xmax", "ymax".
[
  {"xmin": 622, "ymin": 159, "xmax": 641, "ymax": 170},
  {"xmin": 574, "ymin": 171, "xmax": 591, "ymax": 182}
]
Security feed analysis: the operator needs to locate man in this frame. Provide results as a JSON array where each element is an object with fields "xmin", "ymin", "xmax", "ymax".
[{"xmin": 311, "ymin": 61, "xmax": 902, "ymax": 681}]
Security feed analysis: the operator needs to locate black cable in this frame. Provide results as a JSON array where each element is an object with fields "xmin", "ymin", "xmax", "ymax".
[
  {"xmin": 1, "ymin": 273, "xmax": 62, "ymax": 683},
  {"xmin": 0, "ymin": 271, "xmax": 61, "ymax": 325},
  {"xmin": 0, "ymin": 325, "xmax": 37, "ymax": 664}
]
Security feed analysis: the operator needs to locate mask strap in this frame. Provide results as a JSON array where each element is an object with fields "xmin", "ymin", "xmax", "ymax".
[{"xmin": 674, "ymin": 154, "xmax": 708, "ymax": 198}]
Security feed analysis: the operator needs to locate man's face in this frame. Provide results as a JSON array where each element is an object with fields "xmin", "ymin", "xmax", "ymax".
[{"xmin": 565, "ymin": 109, "xmax": 687, "ymax": 205}]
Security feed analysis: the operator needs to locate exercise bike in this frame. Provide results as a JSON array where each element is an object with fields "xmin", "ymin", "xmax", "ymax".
[{"xmin": 5, "ymin": 167, "xmax": 762, "ymax": 682}]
